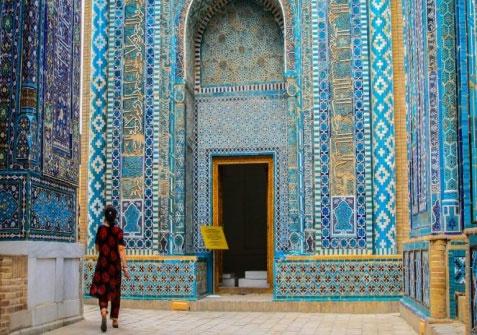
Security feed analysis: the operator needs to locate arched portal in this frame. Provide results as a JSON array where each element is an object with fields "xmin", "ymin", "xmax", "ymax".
[
  {"xmin": 175, "ymin": 0, "xmax": 297, "ymax": 82},
  {"xmin": 171, "ymin": 0, "xmax": 301, "ymax": 290}
]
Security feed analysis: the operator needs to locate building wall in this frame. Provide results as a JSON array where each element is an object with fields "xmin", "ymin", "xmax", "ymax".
[
  {"xmin": 0, "ymin": 0, "xmax": 81, "ymax": 242},
  {"xmin": 0, "ymin": 256, "xmax": 27, "ymax": 335},
  {"xmin": 84, "ymin": 0, "xmax": 401, "ymax": 300},
  {"xmin": 0, "ymin": 0, "xmax": 84, "ymax": 332}
]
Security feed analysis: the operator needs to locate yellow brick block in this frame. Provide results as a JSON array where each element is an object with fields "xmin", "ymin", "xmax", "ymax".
[
  {"xmin": 171, "ymin": 301, "xmax": 190, "ymax": 311},
  {"xmin": 418, "ymin": 320, "xmax": 426, "ymax": 335}
]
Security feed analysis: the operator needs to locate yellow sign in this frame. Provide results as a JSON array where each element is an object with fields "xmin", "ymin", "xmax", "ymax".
[{"xmin": 200, "ymin": 226, "xmax": 229, "ymax": 250}]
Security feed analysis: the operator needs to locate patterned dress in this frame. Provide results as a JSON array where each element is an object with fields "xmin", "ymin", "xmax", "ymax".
[{"xmin": 90, "ymin": 225, "xmax": 125, "ymax": 304}]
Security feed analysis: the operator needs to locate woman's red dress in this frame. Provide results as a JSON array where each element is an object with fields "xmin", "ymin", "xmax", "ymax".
[{"xmin": 89, "ymin": 225, "xmax": 125, "ymax": 302}]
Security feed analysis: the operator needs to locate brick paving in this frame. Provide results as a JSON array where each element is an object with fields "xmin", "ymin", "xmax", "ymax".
[{"xmin": 46, "ymin": 305, "xmax": 417, "ymax": 335}]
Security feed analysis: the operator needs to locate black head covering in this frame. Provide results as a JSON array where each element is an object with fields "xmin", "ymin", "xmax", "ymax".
[{"xmin": 104, "ymin": 205, "xmax": 118, "ymax": 226}]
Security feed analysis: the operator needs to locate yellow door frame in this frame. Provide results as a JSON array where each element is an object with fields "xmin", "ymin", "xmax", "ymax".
[{"xmin": 212, "ymin": 156, "xmax": 274, "ymax": 292}]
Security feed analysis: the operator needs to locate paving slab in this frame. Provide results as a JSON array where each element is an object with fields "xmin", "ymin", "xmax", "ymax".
[{"xmin": 45, "ymin": 305, "xmax": 417, "ymax": 335}]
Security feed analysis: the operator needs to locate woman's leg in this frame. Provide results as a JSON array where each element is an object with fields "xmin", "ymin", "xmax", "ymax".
[
  {"xmin": 98, "ymin": 298, "xmax": 108, "ymax": 332},
  {"xmin": 110, "ymin": 294, "xmax": 120, "ymax": 320},
  {"xmin": 99, "ymin": 297, "xmax": 108, "ymax": 315}
]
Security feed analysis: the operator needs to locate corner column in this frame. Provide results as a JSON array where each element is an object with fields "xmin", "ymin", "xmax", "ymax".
[{"xmin": 429, "ymin": 239, "xmax": 447, "ymax": 319}]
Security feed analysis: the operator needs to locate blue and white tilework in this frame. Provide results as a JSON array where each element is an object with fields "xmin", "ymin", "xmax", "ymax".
[
  {"xmin": 194, "ymin": 94, "xmax": 289, "ymax": 252},
  {"xmin": 0, "ymin": 0, "xmax": 81, "ymax": 242},
  {"xmin": 83, "ymin": 258, "xmax": 205, "ymax": 299},
  {"xmin": 472, "ymin": 249, "xmax": 477, "ymax": 332},
  {"xmin": 369, "ymin": 0, "xmax": 397, "ymax": 254},
  {"xmin": 448, "ymin": 248, "xmax": 466, "ymax": 319},
  {"xmin": 274, "ymin": 258, "xmax": 402, "ymax": 300},
  {"xmin": 403, "ymin": 0, "xmax": 461, "ymax": 236},
  {"xmin": 403, "ymin": 243, "xmax": 429, "ymax": 310},
  {"xmin": 88, "ymin": 0, "xmax": 109, "ymax": 249},
  {"xmin": 312, "ymin": 0, "xmax": 374, "ymax": 254}
]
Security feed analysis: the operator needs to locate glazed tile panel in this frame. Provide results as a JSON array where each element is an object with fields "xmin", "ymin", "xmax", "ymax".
[
  {"xmin": 199, "ymin": 0, "xmax": 284, "ymax": 87},
  {"xmin": 448, "ymin": 249, "xmax": 465, "ymax": 319},
  {"xmin": 403, "ymin": 0, "xmax": 461, "ymax": 236},
  {"xmin": 0, "ymin": 0, "xmax": 21, "ymax": 169},
  {"xmin": 193, "ymin": 94, "xmax": 288, "ymax": 252},
  {"xmin": 274, "ymin": 259, "xmax": 402, "ymax": 300},
  {"xmin": 42, "ymin": 0, "xmax": 81, "ymax": 186},
  {"xmin": 472, "ymin": 249, "xmax": 477, "ymax": 333},
  {"xmin": 83, "ymin": 259, "xmax": 205, "ymax": 299},
  {"xmin": 402, "ymin": 244, "xmax": 429, "ymax": 310},
  {"xmin": 0, "ymin": 174, "xmax": 76, "ymax": 241},
  {"xmin": 106, "ymin": 0, "xmax": 157, "ymax": 251},
  {"xmin": 87, "ymin": 0, "xmax": 109, "ymax": 249},
  {"xmin": 313, "ymin": 0, "xmax": 374, "ymax": 254}
]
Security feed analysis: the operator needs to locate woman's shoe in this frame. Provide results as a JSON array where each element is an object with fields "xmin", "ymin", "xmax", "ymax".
[
  {"xmin": 100, "ymin": 310, "xmax": 108, "ymax": 332},
  {"xmin": 112, "ymin": 319, "xmax": 119, "ymax": 328},
  {"xmin": 101, "ymin": 315, "xmax": 107, "ymax": 332}
]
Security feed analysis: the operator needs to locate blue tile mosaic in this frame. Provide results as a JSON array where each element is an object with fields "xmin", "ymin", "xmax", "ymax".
[{"xmin": 274, "ymin": 258, "xmax": 402, "ymax": 300}]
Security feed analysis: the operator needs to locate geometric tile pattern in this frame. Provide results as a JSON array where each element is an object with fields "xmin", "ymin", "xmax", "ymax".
[
  {"xmin": 369, "ymin": 0, "xmax": 397, "ymax": 254},
  {"xmin": 469, "ymin": 0, "xmax": 477, "ymax": 226},
  {"xmin": 29, "ymin": 177, "xmax": 76, "ymax": 241},
  {"xmin": 83, "ymin": 258, "xmax": 205, "ymax": 299},
  {"xmin": 274, "ymin": 258, "xmax": 402, "ymax": 300},
  {"xmin": 169, "ymin": 0, "xmax": 302, "ymax": 256},
  {"xmin": 0, "ymin": 0, "xmax": 80, "ymax": 243},
  {"xmin": 0, "ymin": 0, "xmax": 21, "ymax": 169},
  {"xmin": 403, "ymin": 0, "xmax": 461, "ymax": 236},
  {"xmin": 403, "ymin": 0, "xmax": 431, "ymax": 232},
  {"xmin": 472, "ymin": 249, "xmax": 477, "ymax": 332},
  {"xmin": 0, "ymin": 174, "xmax": 76, "ymax": 242},
  {"xmin": 107, "ymin": 0, "xmax": 156, "ymax": 251},
  {"xmin": 403, "ymin": 247, "xmax": 430, "ymax": 310},
  {"xmin": 448, "ymin": 250, "xmax": 466, "ymax": 319},
  {"xmin": 42, "ymin": 0, "xmax": 81, "ymax": 186},
  {"xmin": 199, "ymin": 0, "xmax": 284, "ymax": 87},
  {"xmin": 88, "ymin": 0, "xmax": 109, "ymax": 249},
  {"xmin": 0, "ymin": 174, "xmax": 26, "ymax": 239},
  {"xmin": 174, "ymin": 0, "xmax": 296, "ymax": 81},
  {"xmin": 438, "ymin": 0, "xmax": 460, "ymax": 233},
  {"xmin": 312, "ymin": 0, "xmax": 373, "ymax": 254},
  {"xmin": 193, "ymin": 95, "xmax": 288, "ymax": 252},
  {"xmin": 86, "ymin": 0, "xmax": 402, "ymax": 258}
]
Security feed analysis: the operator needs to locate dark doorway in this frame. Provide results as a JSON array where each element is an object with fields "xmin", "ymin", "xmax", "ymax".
[{"xmin": 219, "ymin": 164, "xmax": 268, "ymax": 282}]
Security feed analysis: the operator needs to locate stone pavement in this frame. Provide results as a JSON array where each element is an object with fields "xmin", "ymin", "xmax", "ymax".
[{"xmin": 46, "ymin": 305, "xmax": 417, "ymax": 335}]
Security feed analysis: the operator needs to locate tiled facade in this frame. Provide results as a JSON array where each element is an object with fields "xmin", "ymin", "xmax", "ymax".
[
  {"xmin": 76, "ymin": 0, "xmax": 477, "ymax": 321},
  {"xmin": 83, "ymin": 257, "xmax": 208, "ymax": 300},
  {"xmin": 0, "ymin": 1, "xmax": 84, "ymax": 333},
  {"xmin": 274, "ymin": 257, "xmax": 402, "ymax": 300},
  {"xmin": 0, "ymin": 0, "xmax": 81, "ymax": 242},
  {"xmin": 3, "ymin": 0, "xmax": 477, "ymax": 332}
]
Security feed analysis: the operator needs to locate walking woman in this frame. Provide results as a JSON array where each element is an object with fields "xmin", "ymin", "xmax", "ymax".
[{"xmin": 89, "ymin": 205, "xmax": 130, "ymax": 332}]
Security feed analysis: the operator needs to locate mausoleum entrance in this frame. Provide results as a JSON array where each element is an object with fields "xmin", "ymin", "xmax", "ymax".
[
  {"xmin": 182, "ymin": 0, "xmax": 288, "ymax": 293},
  {"xmin": 212, "ymin": 157, "xmax": 274, "ymax": 292}
]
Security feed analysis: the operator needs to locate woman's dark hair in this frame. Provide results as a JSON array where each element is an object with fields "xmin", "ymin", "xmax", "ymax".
[{"xmin": 104, "ymin": 205, "xmax": 117, "ymax": 225}]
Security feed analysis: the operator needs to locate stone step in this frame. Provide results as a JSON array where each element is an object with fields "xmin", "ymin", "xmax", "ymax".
[
  {"xmin": 220, "ymin": 278, "xmax": 236, "ymax": 288},
  {"xmin": 86, "ymin": 296, "xmax": 400, "ymax": 314},
  {"xmin": 238, "ymin": 278, "xmax": 269, "ymax": 288},
  {"xmin": 245, "ymin": 271, "xmax": 267, "ymax": 280}
]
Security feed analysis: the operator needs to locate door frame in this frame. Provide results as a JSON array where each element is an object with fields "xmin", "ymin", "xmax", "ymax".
[{"xmin": 212, "ymin": 156, "xmax": 274, "ymax": 292}]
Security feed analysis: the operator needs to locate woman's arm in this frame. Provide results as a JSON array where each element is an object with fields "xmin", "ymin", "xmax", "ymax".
[
  {"xmin": 117, "ymin": 227, "xmax": 130, "ymax": 280},
  {"xmin": 118, "ymin": 245, "xmax": 130, "ymax": 279}
]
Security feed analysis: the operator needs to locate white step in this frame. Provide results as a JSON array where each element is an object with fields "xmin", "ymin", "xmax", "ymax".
[
  {"xmin": 238, "ymin": 278, "xmax": 269, "ymax": 288},
  {"xmin": 222, "ymin": 273, "xmax": 234, "ymax": 279},
  {"xmin": 245, "ymin": 271, "xmax": 267, "ymax": 280},
  {"xmin": 221, "ymin": 278, "xmax": 236, "ymax": 288}
]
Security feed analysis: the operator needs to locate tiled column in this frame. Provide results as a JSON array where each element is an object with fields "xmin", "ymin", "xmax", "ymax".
[
  {"xmin": 390, "ymin": 0, "xmax": 409, "ymax": 254},
  {"xmin": 429, "ymin": 239, "xmax": 447, "ymax": 319}
]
